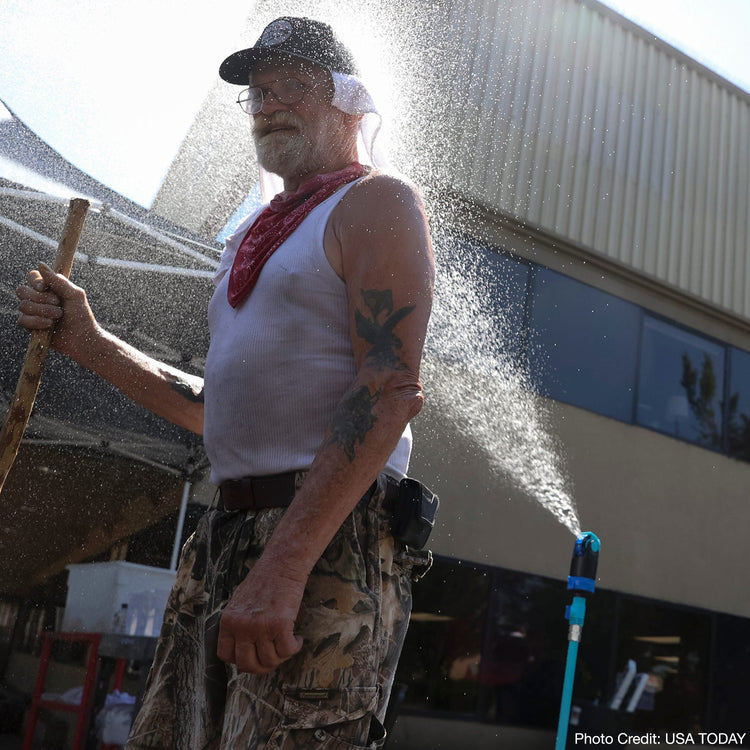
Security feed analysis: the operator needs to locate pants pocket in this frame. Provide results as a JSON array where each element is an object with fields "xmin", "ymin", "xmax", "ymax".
[{"xmin": 273, "ymin": 686, "xmax": 382, "ymax": 749}]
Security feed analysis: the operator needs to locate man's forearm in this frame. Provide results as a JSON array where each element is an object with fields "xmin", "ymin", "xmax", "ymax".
[
  {"xmin": 16, "ymin": 263, "xmax": 205, "ymax": 434},
  {"xmin": 258, "ymin": 367, "xmax": 423, "ymax": 578},
  {"xmin": 76, "ymin": 325, "xmax": 205, "ymax": 434}
]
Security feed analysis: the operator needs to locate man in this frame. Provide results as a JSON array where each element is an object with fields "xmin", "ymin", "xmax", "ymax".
[{"xmin": 16, "ymin": 16, "xmax": 434, "ymax": 750}]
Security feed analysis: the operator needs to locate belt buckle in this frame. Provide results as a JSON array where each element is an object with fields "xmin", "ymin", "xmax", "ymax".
[{"xmin": 220, "ymin": 477, "xmax": 255, "ymax": 511}]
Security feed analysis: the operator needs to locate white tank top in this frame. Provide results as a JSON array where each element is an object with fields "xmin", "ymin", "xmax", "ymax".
[{"xmin": 203, "ymin": 181, "xmax": 412, "ymax": 484}]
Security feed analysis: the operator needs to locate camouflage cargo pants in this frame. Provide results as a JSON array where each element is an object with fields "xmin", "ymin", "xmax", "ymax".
[{"xmin": 126, "ymin": 474, "xmax": 430, "ymax": 749}]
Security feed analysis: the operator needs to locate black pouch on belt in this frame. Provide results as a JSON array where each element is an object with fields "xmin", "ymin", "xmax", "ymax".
[{"xmin": 389, "ymin": 478, "xmax": 439, "ymax": 549}]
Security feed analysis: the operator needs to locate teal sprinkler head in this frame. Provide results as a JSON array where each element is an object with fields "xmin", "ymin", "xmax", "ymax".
[{"xmin": 568, "ymin": 531, "xmax": 601, "ymax": 596}]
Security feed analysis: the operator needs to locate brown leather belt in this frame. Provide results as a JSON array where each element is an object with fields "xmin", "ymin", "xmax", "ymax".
[
  {"xmin": 219, "ymin": 472, "xmax": 299, "ymax": 511},
  {"xmin": 219, "ymin": 472, "xmax": 399, "ymax": 514}
]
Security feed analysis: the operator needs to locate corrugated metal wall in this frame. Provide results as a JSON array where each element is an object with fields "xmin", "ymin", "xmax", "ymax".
[{"xmin": 424, "ymin": 0, "xmax": 750, "ymax": 318}]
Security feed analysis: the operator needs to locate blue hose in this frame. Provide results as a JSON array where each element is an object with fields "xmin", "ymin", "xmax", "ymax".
[{"xmin": 555, "ymin": 596, "xmax": 586, "ymax": 749}]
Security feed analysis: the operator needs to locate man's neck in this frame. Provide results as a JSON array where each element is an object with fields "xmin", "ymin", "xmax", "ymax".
[{"xmin": 280, "ymin": 150, "xmax": 360, "ymax": 192}]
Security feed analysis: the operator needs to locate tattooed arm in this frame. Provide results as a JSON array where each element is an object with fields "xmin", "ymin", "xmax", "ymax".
[
  {"xmin": 16, "ymin": 263, "xmax": 205, "ymax": 434},
  {"xmin": 218, "ymin": 173, "xmax": 434, "ymax": 674}
]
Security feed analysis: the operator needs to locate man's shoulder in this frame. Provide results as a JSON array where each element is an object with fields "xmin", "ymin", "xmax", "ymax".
[
  {"xmin": 324, "ymin": 169, "xmax": 432, "ymax": 278},
  {"xmin": 335, "ymin": 170, "xmax": 426, "ymax": 226},
  {"xmin": 348, "ymin": 169, "xmax": 423, "ymax": 203}
]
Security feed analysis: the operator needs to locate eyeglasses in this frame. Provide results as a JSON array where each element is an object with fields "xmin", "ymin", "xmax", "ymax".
[{"xmin": 236, "ymin": 78, "xmax": 317, "ymax": 115}]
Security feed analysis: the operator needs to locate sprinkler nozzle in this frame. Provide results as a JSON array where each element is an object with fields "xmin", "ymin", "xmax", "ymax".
[{"xmin": 568, "ymin": 531, "xmax": 600, "ymax": 595}]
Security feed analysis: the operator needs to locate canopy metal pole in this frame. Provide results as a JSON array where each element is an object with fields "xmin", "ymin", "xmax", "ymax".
[{"xmin": 170, "ymin": 478, "xmax": 192, "ymax": 570}]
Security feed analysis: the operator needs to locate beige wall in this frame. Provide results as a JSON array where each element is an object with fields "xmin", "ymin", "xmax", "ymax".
[{"xmin": 411, "ymin": 396, "xmax": 750, "ymax": 618}]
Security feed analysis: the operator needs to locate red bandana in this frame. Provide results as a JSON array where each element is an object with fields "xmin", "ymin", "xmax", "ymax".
[{"xmin": 227, "ymin": 162, "xmax": 368, "ymax": 307}]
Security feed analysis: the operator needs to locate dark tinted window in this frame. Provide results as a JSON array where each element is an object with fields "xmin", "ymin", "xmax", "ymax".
[
  {"xmin": 711, "ymin": 614, "xmax": 750, "ymax": 737},
  {"xmin": 636, "ymin": 317, "xmax": 725, "ymax": 449},
  {"xmin": 728, "ymin": 347, "xmax": 750, "ymax": 461},
  {"xmin": 480, "ymin": 568, "xmax": 615, "ymax": 730},
  {"xmin": 397, "ymin": 557, "xmax": 491, "ymax": 715},
  {"xmin": 528, "ymin": 268, "xmax": 640, "ymax": 421},
  {"xmin": 477, "ymin": 248, "xmax": 531, "ymax": 363},
  {"xmin": 613, "ymin": 598, "xmax": 711, "ymax": 732},
  {"xmin": 436, "ymin": 239, "xmax": 750, "ymax": 464},
  {"xmin": 396, "ymin": 556, "xmax": 615, "ymax": 730},
  {"xmin": 437, "ymin": 236, "xmax": 531, "ymax": 363},
  {"xmin": 394, "ymin": 554, "xmax": 737, "ymax": 739},
  {"xmin": 480, "ymin": 569, "xmax": 567, "ymax": 728}
]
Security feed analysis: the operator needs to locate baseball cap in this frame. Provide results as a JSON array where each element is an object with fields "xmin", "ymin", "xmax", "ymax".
[{"xmin": 219, "ymin": 17, "xmax": 358, "ymax": 85}]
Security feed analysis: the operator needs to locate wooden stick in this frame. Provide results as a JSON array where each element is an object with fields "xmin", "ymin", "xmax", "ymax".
[{"xmin": 0, "ymin": 198, "xmax": 90, "ymax": 495}]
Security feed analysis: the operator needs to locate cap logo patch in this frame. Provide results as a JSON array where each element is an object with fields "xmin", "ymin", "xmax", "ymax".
[{"xmin": 260, "ymin": 19, "xmax": 293, "ymax": 47}]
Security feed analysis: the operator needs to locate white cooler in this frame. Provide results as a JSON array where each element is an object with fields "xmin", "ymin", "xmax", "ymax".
[{"xmin": 61, "ymin": 561, "xmax": 176, "ymax": 636}]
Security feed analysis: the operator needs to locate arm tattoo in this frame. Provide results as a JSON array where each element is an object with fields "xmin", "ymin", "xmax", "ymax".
[
  {"xmin": 325, "ymin": 289, "xmax": 415, "ymax": 461},
  {"xmin": 355, "ymin": 288, "xmax": 415, "ymax": 369},
  {"xmin": 326, "ymin": 385, "xmax": 380, "ymax": 462},
  {"xmin": 168, "ymin": 377, "xmax": 205, "ymax": 403}
]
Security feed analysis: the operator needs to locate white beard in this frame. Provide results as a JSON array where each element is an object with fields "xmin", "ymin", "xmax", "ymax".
[
  {"xmin": 252, "ymin": 110, "xmax": 350, "ymax": 181},
  {"xmin": 254, "ymin": 128, "xmax": 322, "ymax": 178}
]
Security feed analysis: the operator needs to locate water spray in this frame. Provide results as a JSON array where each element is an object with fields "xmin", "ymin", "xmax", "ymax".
[{"xmin": 555, "ymin": 531, "xmax": 601, "ymax": 750}]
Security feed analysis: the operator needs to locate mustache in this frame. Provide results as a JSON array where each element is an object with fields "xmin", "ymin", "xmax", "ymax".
[{"xmin": 252, "ymin": 112, "xmax": 304, "ymax": 138}]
